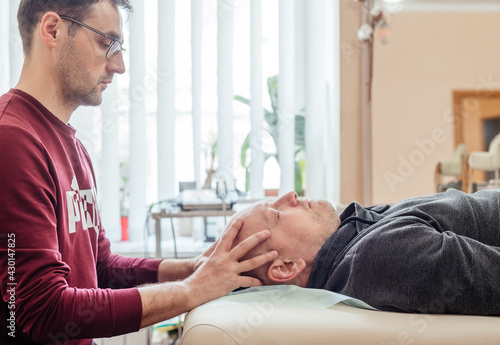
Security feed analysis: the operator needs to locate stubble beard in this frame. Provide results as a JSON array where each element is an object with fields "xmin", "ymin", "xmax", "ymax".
[
  {"xmin": 58, "ymin": 41, "xmax": 105, "ymax": 108},
  {"xmin": 316, "ymin": 200, "xmax": 341, "ymax": 239}
]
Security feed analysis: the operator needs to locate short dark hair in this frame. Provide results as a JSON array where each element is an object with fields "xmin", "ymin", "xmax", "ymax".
[{"xmin": 17, "ymin": 0, "xmax": 133, "ymax": 56}]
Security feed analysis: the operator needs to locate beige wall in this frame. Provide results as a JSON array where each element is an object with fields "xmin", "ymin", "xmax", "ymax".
[
  {"xmin": 372, "ymin": 11, "xmax": 500, "ymax": 204},
  {"xmin": 340, "ymin": 0, "xmax": 364, "ymax": 205}
]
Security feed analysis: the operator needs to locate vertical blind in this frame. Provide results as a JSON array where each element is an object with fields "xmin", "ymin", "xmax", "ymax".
[
  {"xmin": 1, "ymin": 0, "xmax": 341, "ymax": 242},
  {"xmin": 278, "ymin": 0, "xmax": 295, "ymax": 195}
]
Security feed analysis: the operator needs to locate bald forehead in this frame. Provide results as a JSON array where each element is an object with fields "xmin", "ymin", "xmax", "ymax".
[{"xmin": 233, "ymin": 201, "xmax": 271, "ymax": 239}]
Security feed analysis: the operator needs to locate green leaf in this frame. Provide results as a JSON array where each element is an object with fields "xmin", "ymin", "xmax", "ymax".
[
  {"xmin": 236, "ymin": 94, "xmax": 275, "ymax": 127},
  {"xmin": 294, "ymin": 147, "xmax": 304, "ymax": 157},
  {"xmin": 211, "ymin": 139, "xmax": 217, "ymax": 157},
  {"xmin": 234, "ymin": 95, "xmax": 251, "ymax": 106},
  {"xmin": 294, "ymin": 114, "xmax": 305, "ymax": 148},
  {"xmin": 267, "ymin": 75, "xmax": 279, "ymax": 115},
  {"xmin": 263, "ymin": 128, "xmax": 279, "ymax": 159},
  {"xmin": 294, "ymin": 161, "xmax": 303, "ymax": 196},
  {"xmin": 240, "ymin": 133, "xmax": 251, "ymax": 167},
  {"xmin": 265, "ymin": 108, "xmax": 277, "ymax": 127}
]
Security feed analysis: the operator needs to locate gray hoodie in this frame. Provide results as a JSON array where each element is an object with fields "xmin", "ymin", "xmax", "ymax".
[{"xmin": 307, "ymin": 189, "xmax": 500, "ymax": 315}]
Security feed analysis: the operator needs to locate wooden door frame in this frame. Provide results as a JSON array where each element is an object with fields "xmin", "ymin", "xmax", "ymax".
[
  {"xmin": 453, "ymin": 90, "xmax": 500, "ymax": 147},
  {"xmin": 453, "ymin": 90, "xmax": 500, "ymax": 185}
]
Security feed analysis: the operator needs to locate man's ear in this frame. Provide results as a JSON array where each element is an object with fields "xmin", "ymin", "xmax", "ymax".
[
  {"xmin": 39, "ymin": 12, "xmax": 64, "ymax": 49},
  {"xmin": 267, "ymin": 258, "xmax": 306, "ymax": 283}
]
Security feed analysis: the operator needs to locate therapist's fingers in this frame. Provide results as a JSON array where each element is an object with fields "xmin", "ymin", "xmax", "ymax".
[
  {"xmin": 229, "ymin": 228, "xmax": 272, "ymax": 261},
  {"xmin": 237, "ymin": 249, "xmax": 279, "ymax": 275},
  {"xmin": 191, "ymin": 239, "xmax": 218, "ymax": 271},
  {"xmin": 237, "ymin": 275, "xmax": 265, "ymax": 288},
  {"xmin": 213, "ymin": 217, "xmax": 244, "ymax": 253}
]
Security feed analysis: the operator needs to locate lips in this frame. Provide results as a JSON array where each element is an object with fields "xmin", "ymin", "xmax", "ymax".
[
  {"xmin": 100, "ymin": 81, "xmax": 111, "ymax": 90},
  {"xmin": 100, "ymin": 76, "xmax": 113, "ymax": 85}
]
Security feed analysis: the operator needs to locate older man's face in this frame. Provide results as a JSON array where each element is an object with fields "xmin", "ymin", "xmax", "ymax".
[{"xmin": 233, "ymin": 191, "xmax": 340, "ymax": 255}]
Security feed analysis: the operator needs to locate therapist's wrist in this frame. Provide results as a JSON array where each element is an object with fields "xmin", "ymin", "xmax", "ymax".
[{"xmin": 157, "ymin": 258, "xmax": 196, "ymax": 282}]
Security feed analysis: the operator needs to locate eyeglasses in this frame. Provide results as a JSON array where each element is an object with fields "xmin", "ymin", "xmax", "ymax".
[{"xmin": 59, "ymin": 15, "xmax": 125, "ymax": 60}]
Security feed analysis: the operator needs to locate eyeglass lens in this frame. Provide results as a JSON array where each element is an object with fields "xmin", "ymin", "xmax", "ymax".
[{"xmin": 107, "ymin": 41, "xmax": 123, "ymax": 60}]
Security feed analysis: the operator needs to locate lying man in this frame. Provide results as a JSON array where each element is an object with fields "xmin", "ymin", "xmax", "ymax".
[{"xmin": 231, "ymin": 189, "xmax": 500, "ymax": 315}]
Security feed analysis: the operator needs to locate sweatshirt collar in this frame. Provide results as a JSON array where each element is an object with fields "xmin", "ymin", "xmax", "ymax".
[
  {"xmin": 306, "ymin": 202, "xmax": 389, "ymax": 289},
  {"xmin": 9, "ymin": 88, "xmax": 77, "ymax": 137}
]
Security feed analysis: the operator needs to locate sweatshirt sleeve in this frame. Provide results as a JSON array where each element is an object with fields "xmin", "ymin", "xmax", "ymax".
[
  {"xmin": 347, "ymin": 216, "xmax": 500, "ymax": 315},
  {"xmin": 0, "ymin": 125, "xmax": 144, "ymax": 342},
  {"xmin": 96, "ymin": 230, "xmax": 163, "ymax": 289}
]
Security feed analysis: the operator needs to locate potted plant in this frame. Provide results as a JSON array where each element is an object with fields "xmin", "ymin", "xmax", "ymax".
[{"xmin": 235, "ymin": 75, "xmax": 306, "ymax": 196}]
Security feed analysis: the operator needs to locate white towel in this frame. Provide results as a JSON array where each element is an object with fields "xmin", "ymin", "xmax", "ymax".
[{"xmin": 198, "ymin": 285, "xmax": 376, "ymax": 311}]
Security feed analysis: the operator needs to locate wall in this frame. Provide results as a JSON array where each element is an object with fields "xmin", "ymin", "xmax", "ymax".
[
  {"xmin": 340, "ymin": 0, "xmax": 364, "ymax": 205},
  {"xmin": 372, "ymin": 11, "xmax": 500, "ymax": 204}
]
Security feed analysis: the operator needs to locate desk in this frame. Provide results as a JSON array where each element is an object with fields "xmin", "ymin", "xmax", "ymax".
[{"xmin": 151, "ymin": 208, "xmax": 236, "ymax": 258}]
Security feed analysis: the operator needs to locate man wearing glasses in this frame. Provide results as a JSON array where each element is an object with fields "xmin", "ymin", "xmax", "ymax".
[{"xmin": 0, "ymin": 1, "xmax": 277, "ymax": 344}]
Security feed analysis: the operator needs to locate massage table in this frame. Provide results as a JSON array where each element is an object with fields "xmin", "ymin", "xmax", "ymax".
[{"xmin": 181, "ymin": 286, "xmax": 500, "ymax": 345}]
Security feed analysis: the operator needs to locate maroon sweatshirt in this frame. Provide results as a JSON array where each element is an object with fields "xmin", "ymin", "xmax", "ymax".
[{"xmin": 0, "ymin": 89, "xmax": 162, "ymax": 344}]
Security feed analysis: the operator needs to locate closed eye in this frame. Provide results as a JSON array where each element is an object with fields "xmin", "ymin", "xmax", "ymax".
[
  {"xmin": 267, "ymin": 207, "xmax": 280, "ymax": 224},
  {"xmin": 100, "ymin": 40, "xmax": 113, "ymax": 49}
]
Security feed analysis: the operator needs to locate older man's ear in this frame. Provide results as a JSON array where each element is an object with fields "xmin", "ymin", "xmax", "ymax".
[{"xmin": 267, "ymin": 258, "xmax": 306, "ymax": 283}]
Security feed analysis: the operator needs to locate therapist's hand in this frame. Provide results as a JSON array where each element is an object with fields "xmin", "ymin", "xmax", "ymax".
[
  {"xmin": 183, "ymin": 217, "xmax": 277, "ymax": 305},
  {"xmin": 190, "ymin": 236, "xmax": 218, "ymax": 272},
  {"xmin": 157, "ymin": 241, "xmax": 218, "ymax": 283},
  {"xmin": 140, "ymin": 217, "xmax": 277, "ymax": 328}
]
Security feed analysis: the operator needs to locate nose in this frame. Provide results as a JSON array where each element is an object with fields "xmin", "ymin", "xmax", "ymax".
[
  {"xmin": 273, "ymin": 191, "xmax": 298, "ymax": 208},
  {"xmin": 107, "ymin": 51, "xmax": 126, "ymax": 75}
]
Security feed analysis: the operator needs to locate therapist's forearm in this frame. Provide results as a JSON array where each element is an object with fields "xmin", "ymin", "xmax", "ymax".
[
  {"xmin": 139, "ymin": 280, "xmax": 197, "ymax": 328},
  {"xmin": 157, "ymin": 258, "xmax": 195, "ymax": 282}
]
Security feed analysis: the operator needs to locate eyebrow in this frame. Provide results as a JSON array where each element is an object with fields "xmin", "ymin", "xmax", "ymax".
[{"xmin": 106, "ymin": 30, "xmax": 123, "ymax": 42}]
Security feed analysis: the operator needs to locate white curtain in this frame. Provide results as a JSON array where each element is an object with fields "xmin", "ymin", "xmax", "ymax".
[{"xmin": 1, "ymin": 0, "xmax": 342, "ymax": 243}]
